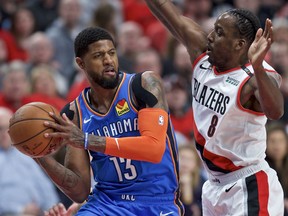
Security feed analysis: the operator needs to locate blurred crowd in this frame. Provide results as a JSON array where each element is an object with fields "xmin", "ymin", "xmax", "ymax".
[{"xmin": 0, "ymin": 0, "xmax": 288, "ymax": 215}]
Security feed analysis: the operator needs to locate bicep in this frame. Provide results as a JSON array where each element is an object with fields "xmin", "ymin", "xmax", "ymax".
[{"xmin": 140, "ymin": 71, "xmax": 169, "ymax": 111}]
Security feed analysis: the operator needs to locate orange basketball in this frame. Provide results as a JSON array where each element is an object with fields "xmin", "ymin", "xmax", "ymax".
[{"xmin": 8, "ymin": 102, "xmax": 62, "ymax": 158}]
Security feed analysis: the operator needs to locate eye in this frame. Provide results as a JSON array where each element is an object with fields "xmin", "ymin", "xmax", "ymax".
[
  {"xmin": 109, "ymin": 50, "xmax": 116, "ymax": 56},
  {"xmin": 93, "ymin": 53, "xmax": 102, "ymax": 58},
  {"xmin": 215, "ymin": 28, "xmax": 223, "ymax": 36}
]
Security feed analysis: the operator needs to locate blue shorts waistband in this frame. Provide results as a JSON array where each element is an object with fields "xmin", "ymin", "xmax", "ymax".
[{"xmin": 96, "ymin": 190, "xmax": 176, "ymax": 203}]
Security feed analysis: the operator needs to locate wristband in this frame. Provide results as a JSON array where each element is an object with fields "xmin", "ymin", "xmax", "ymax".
[{"xmin": 84, "ymin": 132, "xmax": 89, "ymax": 150}]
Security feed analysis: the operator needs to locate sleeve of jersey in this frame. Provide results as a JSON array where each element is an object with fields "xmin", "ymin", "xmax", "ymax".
[{"xmin": 105, "ymin": 108, "xmax": 168, "ymax": 163}]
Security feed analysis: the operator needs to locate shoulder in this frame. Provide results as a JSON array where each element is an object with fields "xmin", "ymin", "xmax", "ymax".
[
  {"xmin": 141, "ymin": 71, "xmax": 163, "ymax": 87},
  {"xmin": 60, "ymin": 101, "xmax": 79, "ymax": 126},
  {"xmin": 131, "ymin": 71, "xmax": 168, "ymax": 110}
]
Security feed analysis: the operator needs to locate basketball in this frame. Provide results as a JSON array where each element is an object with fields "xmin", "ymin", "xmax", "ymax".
[{"xmin": 8, "ymin": 102, "xmax": 62, "ymax": 158}]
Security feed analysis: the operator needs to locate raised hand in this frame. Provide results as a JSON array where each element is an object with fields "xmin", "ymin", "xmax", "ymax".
[{"xmin": 248, "ymin": 18, "xmax": 273, "ymax": 70}]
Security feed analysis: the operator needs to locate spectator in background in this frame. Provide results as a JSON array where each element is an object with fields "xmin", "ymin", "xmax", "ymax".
[
  {"xmin": 66, "ymin": 64, "xmax": 88, "ymax": 102},
  {"xmin": 122, "ymin": 0, "xmax": 157, "ymax": 34},
  {"xmin": 26, "ymin": 0, "xmax": 59, "ymax": 32},
  {"xmin": 134, "ymin": 48, "xmax": 163, "ymax": 76},
  {"xmin": 266, "ymin": 121, "xmax": 288, "ymax": 215},
  {"xmin": 164, "ymin": 42, "xmax": 193, "ymax": 101},
  {"xmin": 25, "ymin": 64, "xmax": 67, "ymax": 111},
  {"xmin": 5, "ymin": 7, "xmax": 35, "ymax": 62},
  {"xmin": 26, "ymin": 32, "xmax": 68, "ymax": 96},
  {"xmin": 163, "ymin": 74, "xmax": 194, "ymax": 141},
  {"xmin": 179, "ymin": 144, "xmax": 205, "ymax": 216},
  {"xmin": 46, "ymin": 0, "xmax": 86, "ymax": 89},
  {"xmin": 0, "ymin": 38, "xmax": 8, "ymax": 66},
  {"xmin": 272, "ymin": 17, "xmax": 288, "ymax": 44},
  {"xmin": 232, "ymin": 0, "xmax": 261, "ymax": 19},
  {"xmin": 0, "ymin": 106, "xmax": 59, "ymax": 215},
  {"xmin": 258, "ymin": 0, "xmax": 284, "ymax": 27},
  {"xmin": 0, "ymin": 60, "xmax": 30, "ymax": 112},
  {"xmin": 0, "ymin": 0, "xmax": 22, "ymax": 29},
  {"xmin": 79, "ymin": 0, "xmax": 123, "ymax": 29},
  {"xmin": 182, "ymin": 0, "xmax": 213, "ymax": 25},
  {"xmin": 117, "ymin": 21, "xmax": 150, "ymax": 73},
  {"xmin": 92, "ymin": 3, "xmax": 118, "ymax": 41},
  {"xmin": 0, "ymin": 39, "xmax": 8, "ymax": 88},
  {"xmin": 269, "ymin": 42, "xmax": 288, "ymax": 123},
  {"xmin": 173, "ymin": 43, "xmax": 193, "ymax": 87}
]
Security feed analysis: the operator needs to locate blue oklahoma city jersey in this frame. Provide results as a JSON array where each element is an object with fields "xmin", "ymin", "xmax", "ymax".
[{"xmin": 75, "ymin": 72, "xmax": 181, "ymax": 202}]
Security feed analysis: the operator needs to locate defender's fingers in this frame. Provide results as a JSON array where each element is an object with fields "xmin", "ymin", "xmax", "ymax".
[
  {"xmin": 263, "ymin": 18, "xmax": 272, "ymax": 38},
  {"xmin": 255, "ymin": 28, "xmax": 263, "ymax": 42}
]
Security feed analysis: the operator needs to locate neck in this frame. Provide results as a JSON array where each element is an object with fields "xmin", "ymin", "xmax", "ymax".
[{"xmin": 88, "ymin": 87, "xmax": 117, "ymax": 114}]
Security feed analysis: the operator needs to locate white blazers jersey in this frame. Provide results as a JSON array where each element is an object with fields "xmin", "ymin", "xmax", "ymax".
[{"xmin": 191, "ymin": 53, "xmax": 282, "ymax": 178}]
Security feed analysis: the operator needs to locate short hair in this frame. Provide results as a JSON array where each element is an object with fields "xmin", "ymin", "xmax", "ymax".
[
  {"xmin": 227, "ymin": 8, "xmax": 261, "ymax": 45},
  {"xmin": 74, "ymin": 27, "xmax": 115, "ymax": 58}
]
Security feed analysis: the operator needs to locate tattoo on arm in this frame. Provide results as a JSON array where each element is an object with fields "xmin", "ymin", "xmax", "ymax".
[
  {"xmin": 142, "ymin": 72, "xmax": 168, "ymax": 111},
  {"xmin": 37, "ymin": 157, "xmax": 79, "ymax": 191}
]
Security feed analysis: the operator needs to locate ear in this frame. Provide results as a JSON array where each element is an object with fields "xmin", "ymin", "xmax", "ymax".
[
  {"xmin": 235, "ymin": 39, "xmax": 246, "ymax": 51},
  {"xmin": 76, "ymin": 57, "xmax": 85, "ymax": 70}
]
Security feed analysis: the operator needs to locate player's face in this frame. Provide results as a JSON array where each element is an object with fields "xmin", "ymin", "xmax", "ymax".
[
  {"xmin": 206, "ymin": 13, "xmax": 240, "ymax": 71},
  {"xmin": 82, "ymin": 40, "xmax": 119, "ymax": 89}
]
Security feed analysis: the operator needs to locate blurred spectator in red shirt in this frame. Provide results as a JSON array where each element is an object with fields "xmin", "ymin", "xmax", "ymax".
[
  {"xmin": 163, "ymin": 74, "xmax": 194, "ymax": 141},
  {"xmin": 3, "ymin": 7, "xmax": 35, "ymax": 62}
]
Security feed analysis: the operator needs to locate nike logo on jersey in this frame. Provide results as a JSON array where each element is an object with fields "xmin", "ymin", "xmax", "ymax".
[
  {"xmin": 225, "ymin": 182, "xmax": 237, "ymax": 192},
  {"xmin": 83, "ymin": 117, "xmax": 92, "ymax": 124},
  {"xmin": 160, "ymin": 211, "xmax": 174, "ymax": 216},
  {"xmin": 200, "ymin": 63, "xmax": 212, "ymax": 70}
]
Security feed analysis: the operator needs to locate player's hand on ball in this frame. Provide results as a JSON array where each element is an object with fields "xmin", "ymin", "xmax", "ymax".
[{"xmin": 44, "ymin": 112, "xmax": 85, "ymax": 149}]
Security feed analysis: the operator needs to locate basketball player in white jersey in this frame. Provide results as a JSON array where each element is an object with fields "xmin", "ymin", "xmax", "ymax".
[{"xmin": 144, "ymin": 1, "xmax": 284, "ymax": 215}]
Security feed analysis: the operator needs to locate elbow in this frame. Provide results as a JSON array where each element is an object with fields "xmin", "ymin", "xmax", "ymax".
[
  {"xmin": 69, "ymin": 186, "xmax": 91, "ymax": 203},
  {"xmin": 266, "ymin": 108, "xmax": 284, "ymax": 120},
  {"xmin": 72, "ymin": 196, "xmax": 86, "ymax": 204}
]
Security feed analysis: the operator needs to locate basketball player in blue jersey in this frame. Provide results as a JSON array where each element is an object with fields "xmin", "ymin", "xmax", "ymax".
[
  {"xmin": 35, "ymin": 26, "xmax": 184, "ymax": 216},
  {"xmin": 144, "ymin": 1, "xmax": 284, "ymax": 216}
]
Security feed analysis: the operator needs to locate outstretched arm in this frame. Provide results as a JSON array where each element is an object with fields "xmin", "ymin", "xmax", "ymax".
[
  {"xmin": 248, "ymin": 18, "xmax": 284, "ymax": 119},
  {"xmin": 145, "ymin": 0, "xmax": 207, "ymax": 62}
]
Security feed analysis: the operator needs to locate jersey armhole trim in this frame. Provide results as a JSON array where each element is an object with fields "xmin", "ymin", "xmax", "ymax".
[{"xmin": 236, "ymin": 77, "xmax": 265, "ymax": 116}]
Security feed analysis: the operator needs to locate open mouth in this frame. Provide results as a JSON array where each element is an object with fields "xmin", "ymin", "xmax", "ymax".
[{"xmin": 104, "ymin": 67, "xmax": 115, "ymax": 75}]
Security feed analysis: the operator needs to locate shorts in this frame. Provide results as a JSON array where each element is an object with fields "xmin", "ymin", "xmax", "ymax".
[
  {"xmin": 76, "ymin": 190, "xmax": 184, "ymax": 216},
  {"xmin": 202, "ymin": 161, "xmax": 284, "ymax": 216}
]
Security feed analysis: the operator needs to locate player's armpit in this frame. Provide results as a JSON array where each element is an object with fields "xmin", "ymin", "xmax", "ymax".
[{"xmin": 105, "ymin": 108, "xmax": 168, "ymax": 163}]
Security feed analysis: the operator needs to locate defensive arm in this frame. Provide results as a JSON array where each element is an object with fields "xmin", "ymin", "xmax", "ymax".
[{"xmin": 145, "ymin": 0, "xmax": 207, "ymax": 62}]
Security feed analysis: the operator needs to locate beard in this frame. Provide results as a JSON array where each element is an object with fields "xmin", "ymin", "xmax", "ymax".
[{"xmin": 90, "ymin": 69, "xmax": 120, "ymax": 89}]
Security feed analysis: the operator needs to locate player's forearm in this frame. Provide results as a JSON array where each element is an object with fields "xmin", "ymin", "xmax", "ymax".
[
  {"xmin": 145, "ymin": 0, "xmax": 185, "ymax": 43},
  {"xmin": 254, "ymin": 67, "xmax": 284, "ymax": 119},
  {"xmin": 35, "ymin": 157, "xmax": 90, "ymax": 203},
  {"xmin": 85, "ymin": 108, "xmax": 168, "ymax": 163}
]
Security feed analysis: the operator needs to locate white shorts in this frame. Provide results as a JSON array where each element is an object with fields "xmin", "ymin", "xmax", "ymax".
[{"xmin": 202, "ymin": 161, "xmax": 284, "ymax": 216}]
